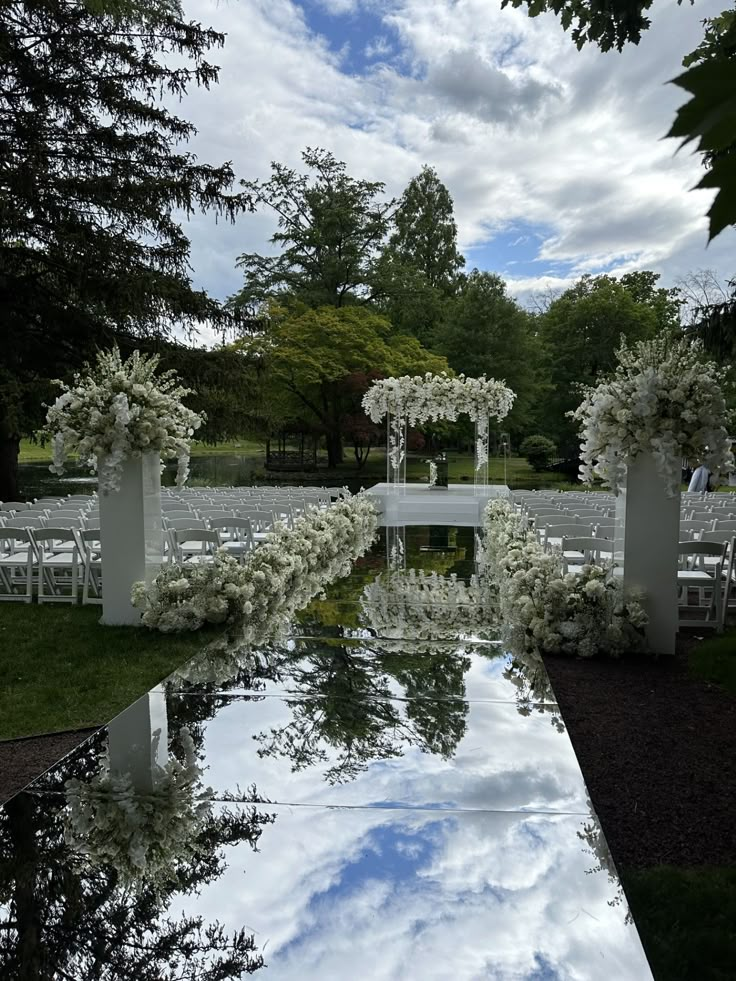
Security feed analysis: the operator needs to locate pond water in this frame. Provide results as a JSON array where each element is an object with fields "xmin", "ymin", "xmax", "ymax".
[
  {"xmin": 18, "ymin": 452, "xmax": 372, "ymax": 499},
  {"xmin": 0, "ymin": 524, "xmax": 653, "ymax": 979}
]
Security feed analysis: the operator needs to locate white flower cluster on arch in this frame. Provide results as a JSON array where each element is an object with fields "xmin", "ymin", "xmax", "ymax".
[
  {"xmin": 43, "ymin": 347, "xmax": 204, "ymax": 494},
  {"xmin": 362, "ymin": 372, "xmax": 515, "ymax": 425},
  {"xmin": 570, "ymin": 336, "xmax": 733, "ymax": 497}
]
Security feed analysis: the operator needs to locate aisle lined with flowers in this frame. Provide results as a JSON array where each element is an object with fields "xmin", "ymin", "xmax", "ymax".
[{"xmin": 0, "ymin": 524, "xmax": 654, "ymax": 980}]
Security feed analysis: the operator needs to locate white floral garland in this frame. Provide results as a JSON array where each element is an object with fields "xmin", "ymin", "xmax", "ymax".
[
  {"xmin": 362, "ymin": 372, "xmax": 515, "ymax": 426},
  {"xmin": 570, "ymin": 336, "xmax": 733, "ymax": 496},
  {"xmin": 360, "ymin": 569, "xmax": 495, "ymax": 640},
  {"xmin": 63, "ymin": 729, "xmax": 211, "ymax": 890},
  {"xmin": 482, "ymin": 500, "xmax": 647, "ymax": 658},
  {"xmin": 43, "ymin": 346, "xmax": 204, "ymax": 493},
  {"xmin": 134, "ymin": 494, "xmax": 380, "ymax": 634}
]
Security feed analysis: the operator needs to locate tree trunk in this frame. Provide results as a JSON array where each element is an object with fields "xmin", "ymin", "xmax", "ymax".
[
  {"xmin": 6, "ymin": 793, "xmax": 44, "ymax": 981},
  {"xmin": 326, "ymin": 429, "xmax": 344, "ymax": 468},
  {"xmin": 0, "ymin": 435, "xmax": 21, "ymax": 502}
]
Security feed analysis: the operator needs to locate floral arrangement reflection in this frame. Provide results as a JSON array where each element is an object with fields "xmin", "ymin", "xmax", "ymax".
[
  {"xmin": 63, "ymin": 728, "xmax": 213, "ymax": 891},
  {"xmin": 360, "ymin": 569, "xmax": 496, "ymax": 642}
]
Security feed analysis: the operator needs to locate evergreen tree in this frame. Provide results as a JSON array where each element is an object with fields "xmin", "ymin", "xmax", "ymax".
[
  {"xmin": 0, "ymin": 0, "xmax": 248, "ymax": 499},
  {"xmin": 388, "ymin": 165, "xmax": 465, "ymax": 295}
]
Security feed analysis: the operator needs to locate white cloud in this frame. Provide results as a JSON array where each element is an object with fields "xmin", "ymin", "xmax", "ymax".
[
  {"xmin": 174, "ymin": 803, "xmax": 652, "ymax": 979},
  {"xmin": 173, "ymin": 0, "xmax": 735, "ymax": 316}
]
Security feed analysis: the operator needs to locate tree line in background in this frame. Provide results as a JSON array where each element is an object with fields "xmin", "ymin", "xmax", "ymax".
[{"xmin": 1, "ymin": 0, "xmax": 734, "ymax": 499}]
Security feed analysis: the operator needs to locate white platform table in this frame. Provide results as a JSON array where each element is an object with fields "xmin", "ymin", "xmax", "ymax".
[{"xmin": 366, "ymin": 482, "xmax": 510, "ymax": 527}]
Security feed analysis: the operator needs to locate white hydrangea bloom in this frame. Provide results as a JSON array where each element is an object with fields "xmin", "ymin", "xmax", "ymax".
[
  {"xmin": 43, "ymin": 346, "xmax": 204, "ymax": 493},
  {"xmin": 480, "ymin": 499, "xmax": 647, "ymax": 659},
  {"xmin": 570, "ymin": 336, "xmax": 733, "ymax": 496}
]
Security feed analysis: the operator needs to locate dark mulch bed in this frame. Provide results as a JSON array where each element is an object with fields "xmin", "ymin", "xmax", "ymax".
[
  {"xmin": 0, "ymin": 728, "xmax": 98, "ymax": 804},
  {"xmin": 543, "ymin": 636, "xmax": 736, "ymax": 869}
]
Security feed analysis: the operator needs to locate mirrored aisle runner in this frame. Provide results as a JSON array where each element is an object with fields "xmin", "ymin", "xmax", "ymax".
[{"xmin": 0, "ymin": 525, "xmax": 654, "ymax": 980}]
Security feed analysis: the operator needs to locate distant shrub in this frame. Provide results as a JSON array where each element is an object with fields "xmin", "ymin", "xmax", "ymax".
[{"xmin": 520, "ymin": 435, "xmax": 556, "ymax": 472}]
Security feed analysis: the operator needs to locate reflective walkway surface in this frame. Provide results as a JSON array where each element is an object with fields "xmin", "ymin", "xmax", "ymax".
[{"xmin": 0, "ymin": 526, "xmax": 654, "ymax": 979}]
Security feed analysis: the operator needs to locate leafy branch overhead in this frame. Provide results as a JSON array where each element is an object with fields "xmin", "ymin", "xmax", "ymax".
[{"xmin": 667, "ymin": 58, "xmax": 736, "ymax": 240}]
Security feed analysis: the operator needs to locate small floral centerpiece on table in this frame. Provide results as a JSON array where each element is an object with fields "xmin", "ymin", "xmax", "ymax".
[
  {"xmin": 570, "ymin": 336, "xmax": 733, "ymax": 496},
  {"xmin": 425, "ymin": 453, "xmax": 448, "ymax": 488},
  {"xmin": 42, "ymin": 346, "xmax": 204, "ymax": 494}
]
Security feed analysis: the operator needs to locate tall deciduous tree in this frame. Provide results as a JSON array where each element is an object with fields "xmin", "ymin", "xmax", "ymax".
[
  {"xmin": 0, "ymin": 0, "xmax": 248, "ymax": 499},
  {"xmin": 433, "ymin": 271, "xmax": 546, "ymax": 438},
  {"xmin": 388, "ymin": 165, "xmax": 465, "ymax": 294},
  {"xmin": 538, "ymin": 273, "xmax": 664, "ymax": 449},
  {"xmin": 230, "ymin": 148, "xmax": 395, "ymax": 311},
  {"xmin": 233, "ymin": 305, "xmax": 448, "ymax": 467}
]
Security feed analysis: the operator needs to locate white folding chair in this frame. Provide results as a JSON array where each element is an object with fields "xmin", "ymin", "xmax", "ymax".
[
  {"xmin": 2, "ymin": 514, "xmax": 45, "ymax": 530},
  {"xmin": 162, "ymin": 509, "xmax": 200, "ymax": 523},
  {"xmin": 677, "ymin": 541, "xmax": 727, "ymax": 631},
  {"xmin": 0, "ymin": 528, "xmax": 36, "ymax": 602},
  {"xmin": 35, "ymin": 528, "xmax": 81, "ymax": 604},
  {"xmin": 0, "ymin": 501, "xmax": 31, "ymax": 513},
  {"xmin": 79, "ymin": 528, "xmax": 103, "ymax": 604},
  {"xmin": 170, "ymin": 528, "xmax": 220, "ymax": 564},
  {"xmin": 209, "ymin": 517, "xmax": 254, "ymax": 563},
  {"xmin": 232, "ymin": 509, "xmax": 274, "ymax": 541},
  {"xmin": 542, "ymin": 522, "xmax": 584, "ymax": 550}
]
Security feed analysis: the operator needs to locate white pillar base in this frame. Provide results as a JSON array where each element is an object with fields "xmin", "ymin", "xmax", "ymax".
[
  {"xmin": 615, "ymin": 452, "xmax": 679, "ymax": 655},
  {"xmin": 99, "ymin": 453, "xmax": 163, "ymax": 626}
]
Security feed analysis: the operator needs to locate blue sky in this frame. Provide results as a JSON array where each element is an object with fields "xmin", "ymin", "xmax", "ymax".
[{"xmin": 177, "ymin": 0, "xmax": 736, "ymax": 337}]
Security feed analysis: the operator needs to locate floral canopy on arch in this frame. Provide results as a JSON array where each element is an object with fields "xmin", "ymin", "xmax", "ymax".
[{"xmin": 361, "ymin": 372, "xmax": 515, "ymax": 425}]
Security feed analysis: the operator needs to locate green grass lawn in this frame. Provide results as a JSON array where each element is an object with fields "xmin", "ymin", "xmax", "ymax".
[
  {"xmin": 0, "ymin": 604, "xmax": 212, "ymax": 740},
  {"xmin": 19, "ymin": 437, "xmax": 264, "ymax": 463},
  {"xmin": 624, "ymin": 632, "xmax": 736, "ymax": 979},
  {"xmin": 622, "ymin": 866, "xmax": 736, "ymax": 981},
  {"xmin": 689, "ymin": 629, "xmax": 736, "ymax": 695},
  {"xmin": 339, "ymin": 449, "xmax": 586, "ymax": 490}
]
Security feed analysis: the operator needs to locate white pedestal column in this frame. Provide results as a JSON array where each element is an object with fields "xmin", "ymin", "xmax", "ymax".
[
  {"xmin": 99, "ymin": 452, "xmax": 163, "ymax": 626},
  {"xmin": 615, "ymin": 452, "xmax": 680, "ymax": 654},
  {"xmin": 108, "ymin": 691, "xmax": 168, "ymax": 793}
]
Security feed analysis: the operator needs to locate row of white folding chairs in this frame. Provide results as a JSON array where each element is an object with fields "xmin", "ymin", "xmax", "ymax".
[
  {"xmin": 0, "ymin": 513, "xmax": 99, "ymax": 537},
  {"xmin": 0, "ymin": 526, "xmax": 97, "ymax": 604},
  {"xmin": 0, "ymin": 517, "xmax": 261, "ymax": 604},
  {"xmin": 559, "ymin": 533, "xmax": 736, "ymax": 631}
]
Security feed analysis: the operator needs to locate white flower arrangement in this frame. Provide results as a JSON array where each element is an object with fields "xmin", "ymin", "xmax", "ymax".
[
  {"xmin": 482, "ymin": 500, "xmax": 647, "ymax": 658},
  {"xmin": 134, "ymin": 494, "xmax": 380, "ymax": 634},
  {"xmin": 570, "ymin": 335, "xmax": 733, "ymax": 496},
  {"xmin": 362, "ymin": 372, "xmax": 515, "ymax": 426},
  {"xmin": 42, "ymin": 346, "xmax": 204, "ymax": 493},
  {"xmin": 63, "ymin": 729, "xmax": 211, "ymax": 890},
  {"xmin": 428, "ymin": 461, "xmax": 438, "ymax": 488},
  {"xmin": 360, "ymin": 569, "xmax": 495, "ymax": 641}
]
